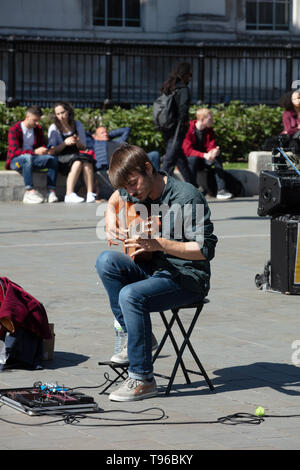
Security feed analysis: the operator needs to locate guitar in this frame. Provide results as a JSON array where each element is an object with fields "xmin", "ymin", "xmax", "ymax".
[{"xmin": 116, "ymin": 200, "xmax": 161, "ymax": 262}]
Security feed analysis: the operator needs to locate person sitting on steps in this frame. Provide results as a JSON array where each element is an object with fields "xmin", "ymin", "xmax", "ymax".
[
  {"xmin": 48, "ymin": 102, "xmax": 96, "ymax": 204},
  {"xmin": 182, "ymin": 108, "xmax": 233, "ymax": 200},
  {"xmin": 86, "ymin": 125, "xmax": 161, "ymax": 201},
  {"xmin": 6, "ymin": 105, "xmax": 58, "ymax": 204}
]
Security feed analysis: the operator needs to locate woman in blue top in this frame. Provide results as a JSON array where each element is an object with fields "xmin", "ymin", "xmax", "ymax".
[{"xmin": 48, "ymin": 102, "xmax": 95, "ymax": 203}]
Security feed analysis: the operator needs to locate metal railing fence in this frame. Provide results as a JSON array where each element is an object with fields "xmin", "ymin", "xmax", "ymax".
[{"xmin": 1, "ymin": 36, "xmax": 300, "ymax": 108}]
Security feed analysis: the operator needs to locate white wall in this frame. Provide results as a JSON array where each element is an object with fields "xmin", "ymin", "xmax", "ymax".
[
  {"xmin": 0, "ymin": 0, "xmax": 297, "ymax": 42},
  {"xmin": 1, "ymin": 0, "xmax": 223, "ymax": 39},
  {"xmin": 142, "ymin": 0, "xmax": 228, "ymax": 37},
  {"xmin": 142, "ymin": 0, "xmax": 181, "ymax": 33},
  {"xmin": 187, "ymin": 0, "xmax": 226, "ymax": 15},
  {"xmin": 292, "ymin": 0, "xmax": 300, "ymax": 34},
  {"xmin": 0, "ymin": 0, "xmax": 83, "ymax": 30}
]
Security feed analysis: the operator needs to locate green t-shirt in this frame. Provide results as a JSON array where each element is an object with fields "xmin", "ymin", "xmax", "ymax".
[{"xmin": 118, "ymin": 173, "xmax": 218, "ymax": 294}]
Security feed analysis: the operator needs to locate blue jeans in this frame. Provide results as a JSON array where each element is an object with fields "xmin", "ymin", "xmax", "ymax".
[
  {"xmin": 10, "ymin": 153, "xmax": 58, "ymax": 190},
  {"xmin": 96, "ymin": 250, "xmax": 205, "ymax": 380}
]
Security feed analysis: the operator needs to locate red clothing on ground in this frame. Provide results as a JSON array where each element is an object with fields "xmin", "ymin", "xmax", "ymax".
[{"xmin": 0, "ymin": 277, "xmax": 51, "ymax": 339}]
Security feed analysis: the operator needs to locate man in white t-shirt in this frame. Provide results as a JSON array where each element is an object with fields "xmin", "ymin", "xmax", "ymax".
[{"xmin": 6, "ymin": 106, "xmax": 59, "ymax": 204}]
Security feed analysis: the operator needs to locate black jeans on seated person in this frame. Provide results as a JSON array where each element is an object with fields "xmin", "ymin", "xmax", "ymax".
[{"xmin": 187, "ymin": 155, "xmax": 226, "ymax": 192}]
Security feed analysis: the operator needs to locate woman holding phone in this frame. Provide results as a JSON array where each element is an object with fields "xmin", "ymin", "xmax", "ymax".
[{"xmin": 48, "ymin": 102, "xmax": 96, "ymax": 203}]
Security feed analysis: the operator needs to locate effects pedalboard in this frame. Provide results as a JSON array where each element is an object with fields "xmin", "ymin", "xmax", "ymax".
[{"xmin": 0, "ymin": 382, "xmax": 99, "ymax": 415}]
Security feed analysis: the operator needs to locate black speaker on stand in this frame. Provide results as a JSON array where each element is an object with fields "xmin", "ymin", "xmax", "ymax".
[
  {"xmin": 269, "ymin": 215, "xmax": 300, "ymax": 294},
  {"xmin": 258, "ymin": 170, "xmax": 300, "ymax": 217},
  {"xmin": 255, "ymin": 144, "xmax": 300, "ymax": 294}
]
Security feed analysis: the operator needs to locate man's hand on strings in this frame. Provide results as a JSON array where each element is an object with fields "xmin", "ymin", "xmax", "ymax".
[{"xmin": 124, "ymin": 236, "xmax": 161, "ymax": 258}]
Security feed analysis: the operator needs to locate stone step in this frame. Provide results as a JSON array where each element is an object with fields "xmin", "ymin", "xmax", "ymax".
[
  {"xmin": 248, "ymin": 151, "xmax": 273, "ymax": 175},
  {"xmin": 174, "ymin": 168, "xmax": 259, "ymax": 197},
  {"xmin": 0, "ymin": 167, "xmax": 259, "ymax": 202},
  {"xmin": 0, "ymin": 170, "xmax": 67, "ymax": 201}
]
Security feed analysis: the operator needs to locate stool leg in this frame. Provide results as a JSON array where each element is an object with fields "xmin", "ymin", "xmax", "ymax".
[
  {"xmin": 165, "ymin": 309, "xmax": 203, "ymax": 395},
  {"xmin": 153, "ymin": 311, "xmax": 191, "ymax": 384},
  {"xmin": 173, "ymin": 308, "xmax": 214, "ymax": 392},
  {"xmin": 157, "ymin": 310, "xmax": 191, "ymax": 387},
  {"xmin": 152, "ymin": 312, "xmax": 177, "ymax": 363}
]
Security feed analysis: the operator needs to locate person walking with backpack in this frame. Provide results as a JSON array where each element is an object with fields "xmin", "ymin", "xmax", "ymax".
[{"xmin": 158, "ymin": 62, "xmax": 195, "ymax": 185}]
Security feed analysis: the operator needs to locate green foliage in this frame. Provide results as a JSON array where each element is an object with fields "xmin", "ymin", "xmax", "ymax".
[
  {"xmin": 0, "ymin": 102, "xmax": 283, "ymax": 162},
  {"xmin": 100, "ymin": 105, "xmax": 164, "ymax": 153}
]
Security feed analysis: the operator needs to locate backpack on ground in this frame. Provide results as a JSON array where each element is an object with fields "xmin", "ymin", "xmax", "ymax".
[{"xmin": 153, "ymin": 91, "xmax": 177, "ymax": 131}]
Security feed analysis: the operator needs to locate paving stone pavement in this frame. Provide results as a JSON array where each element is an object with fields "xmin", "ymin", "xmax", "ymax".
[{"xmin": 0, "ymin": 196, "xmax": 300, "ymax": 452}]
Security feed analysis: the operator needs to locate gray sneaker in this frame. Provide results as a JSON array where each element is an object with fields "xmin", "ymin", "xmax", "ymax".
[
  {"xmin": 110, "ymin": 332, "xmax": 159, "ymax": 364},
  {"xmin": 109, "ymin": 377, "xmax": 158, "ymax": 402}
]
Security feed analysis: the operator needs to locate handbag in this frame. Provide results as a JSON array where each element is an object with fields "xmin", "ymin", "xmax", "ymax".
[
  {"xmin": 57, "ymin": 150, "xmax": 96, "ymax": 175},
  {"xmin": 57, "ymin": 124, "xmax": 96, "ymax": 174}
]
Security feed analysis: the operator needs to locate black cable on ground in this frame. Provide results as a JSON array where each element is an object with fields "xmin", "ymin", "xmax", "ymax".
[
  {"xmin": 0, "ymin": 402, "xmax": 167, "ymax": 427},
  {"xmin": 1, "ymin": 405, "xmax": 296, "ymax": 428},
  {"xmin": 1, "ymin": 380, "xmax": 300, "ymax": 428},
  {"xmin": 2, "ymin": 406, "xmax": 300, "ymax": 428},
  {"xmin": 58, "ymin": 411, "xmax": 300, "ymax": 428}
]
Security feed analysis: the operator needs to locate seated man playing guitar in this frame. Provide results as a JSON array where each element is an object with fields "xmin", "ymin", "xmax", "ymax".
[{"xmin": 96, "ymin": 143, "xmax": 217, "ymax": 402}]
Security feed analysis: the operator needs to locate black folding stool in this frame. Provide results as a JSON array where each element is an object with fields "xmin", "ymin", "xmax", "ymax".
[
  {"xmin": 153, "ymin": 299, "xmax": 214, "ymax": 395},
  {"xmin": 98, "ymin": 299, "xmax": 214, "ymax": 396},
  {"xmin": 98, "ymin": 361, "xmax": 129, "ymax": 394}
]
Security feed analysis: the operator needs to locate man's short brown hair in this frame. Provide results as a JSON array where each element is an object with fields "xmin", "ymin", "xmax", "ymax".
[
  {"xmin": 26, "ymin": 105, "xmax": 43, "ymax": 117},
  {"xmin": 109, "ymin": 144, "xmax": 156, "ymax": 189}
]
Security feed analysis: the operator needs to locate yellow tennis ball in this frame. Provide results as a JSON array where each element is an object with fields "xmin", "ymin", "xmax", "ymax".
[{"xmin": 255, "ymin": 406, "xmax": 265, "ymax": 416}]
